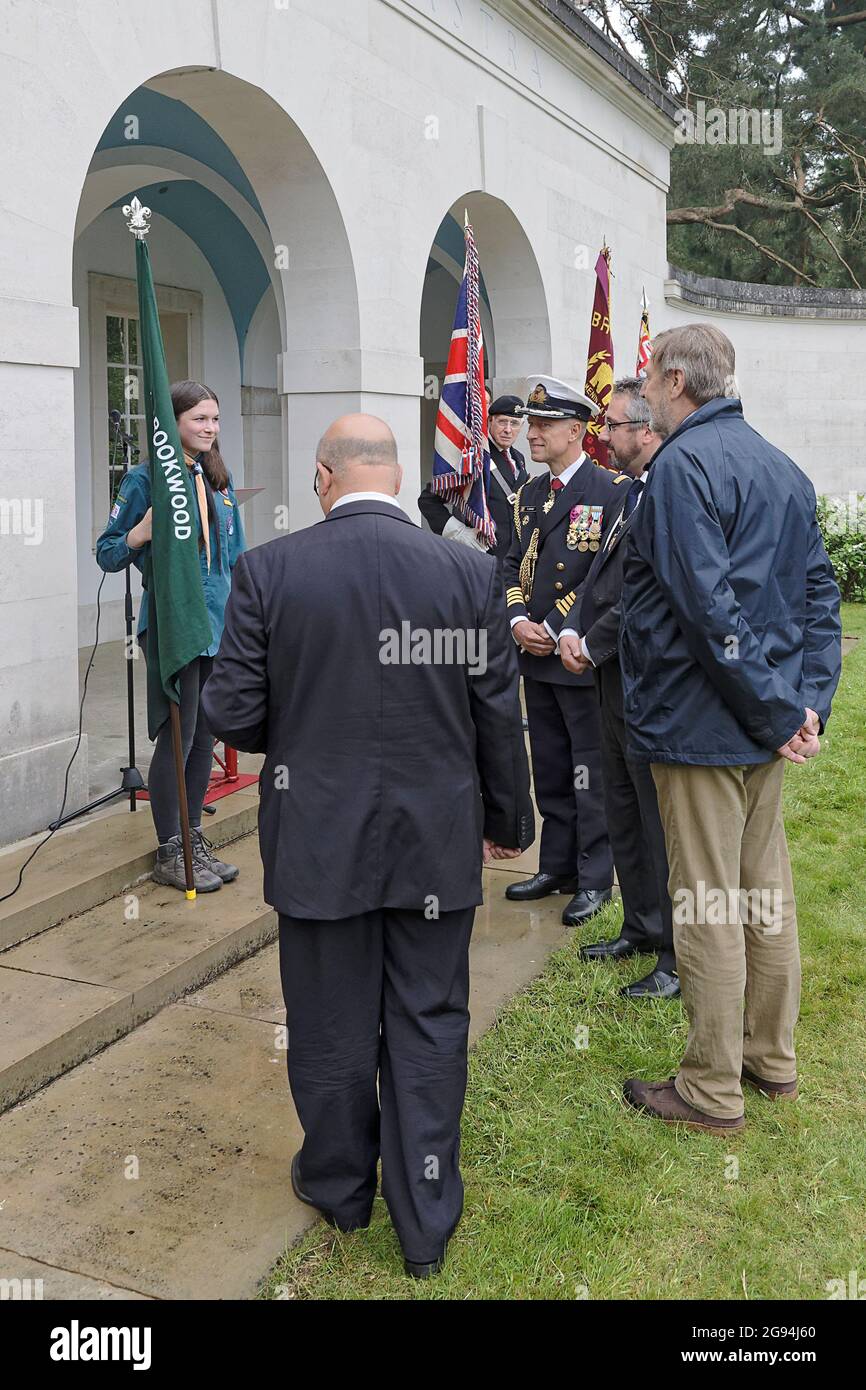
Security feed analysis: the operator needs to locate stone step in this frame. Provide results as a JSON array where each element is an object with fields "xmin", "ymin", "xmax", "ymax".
[
  {"xmin": 0, "ymin": 833, "xmax": 276, "ymax": 1114},
  {"xmin": 0, "ymin": 764, "xmax": 263, "ymax": 953}
]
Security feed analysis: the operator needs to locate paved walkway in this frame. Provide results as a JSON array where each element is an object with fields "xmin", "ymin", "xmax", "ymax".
[{"xmin": 0, "ymin": 763, "xmax": 583, "ymax": 1299}]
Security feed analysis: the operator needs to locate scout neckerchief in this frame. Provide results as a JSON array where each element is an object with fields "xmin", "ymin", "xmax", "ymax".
[{"xmin": 184, "ymin": 451, "xmax": 211, "ymax": 573}]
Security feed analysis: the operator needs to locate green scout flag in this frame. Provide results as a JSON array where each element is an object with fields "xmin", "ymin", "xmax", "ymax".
[{"xmin": 135, "ymin": 237, "xmax": 213, "ymax": 740}]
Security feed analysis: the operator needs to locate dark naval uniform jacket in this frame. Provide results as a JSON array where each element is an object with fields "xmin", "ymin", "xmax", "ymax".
[
  {"xmin": 418, "ymin": 444, "xmax": 529, "ymax": 562},
  {"xmin": 503, "ymin": 455, "xmax": 630, "ymax": 685}
]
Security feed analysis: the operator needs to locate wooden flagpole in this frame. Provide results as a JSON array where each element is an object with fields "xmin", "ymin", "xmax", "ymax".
[{"xmin": 171, "ymin": 704, "xmax": 197, "ymax": 899}]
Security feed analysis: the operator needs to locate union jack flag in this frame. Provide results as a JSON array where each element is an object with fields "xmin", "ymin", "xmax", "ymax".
[{"xmin": 430, "ymin": 219, "xmax": 495, "ymax": 548}]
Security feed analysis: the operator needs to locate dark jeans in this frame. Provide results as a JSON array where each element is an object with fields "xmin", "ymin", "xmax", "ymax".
[
  {"xmin": 278, "ymin": 904, "xmax": 475, "ymax": 1263},
  {"xmin": 139, "ymin": 630, "xmax": 215, "ymax": 845}
]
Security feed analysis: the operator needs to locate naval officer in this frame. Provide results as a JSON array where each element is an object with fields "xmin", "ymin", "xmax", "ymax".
[{"xmin": 503, "ymin": 376, "xmax": 629, "ymax": 925}]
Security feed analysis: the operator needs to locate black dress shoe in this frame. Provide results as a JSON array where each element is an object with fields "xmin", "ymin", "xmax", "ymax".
[
  {"xmin": 403, "ymin": 1210, "xmax": 463, "ymax": 1279},
  {"xmin": 579, "ymin": 932, "xmax": 650, "ymax": 961},
  {"xmin": 621, "ymin": 968, "xmax": 681, "ymax": 999},
  {"xmin": 291, "ymin": 1152, "xmax": 370, "ymax": 1233},
  {"xmin": 561, "ymin": 888, "xmax": 612, "ymax": 926},
  {"xmin": 404, "ymin": 1253, "xmax": 446, "ymax": 1279},
  {"xmin": 505, "ymin": 872, "xmax": 578, "ymax": 902}
]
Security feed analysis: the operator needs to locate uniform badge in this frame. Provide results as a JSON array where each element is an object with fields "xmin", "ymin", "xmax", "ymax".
[
  {"xmin": 110, "ymin": 502, "xmax": 121, "ymax": 521},
  {"xmin": 587, "ymin": 504, "xmax": 603, "ymax": 552},
  {"xmin": 528, "ymin": 383, "xmax": 548, "ymax": 407}
]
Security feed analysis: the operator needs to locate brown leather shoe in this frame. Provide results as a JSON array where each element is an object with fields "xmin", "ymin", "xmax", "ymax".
[
  {"xmin": 741, "ymin": 1065, "xmax": 798, "ymax": 1100},
  {"xmin": 623, "ymin": 1078, "xmax": 745, "ymax": 1135}
]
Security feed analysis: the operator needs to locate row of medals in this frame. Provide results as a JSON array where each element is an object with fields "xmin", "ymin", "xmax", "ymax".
[
  {"xmin": 568, "ymin": 504, "xmax": 602, "ymax": 552},
  {"xmin": 538, "ymin": 491, "xmax": 602, "ymax": 551}
]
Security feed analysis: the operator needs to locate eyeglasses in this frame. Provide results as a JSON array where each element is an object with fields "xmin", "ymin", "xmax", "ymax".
[
  {"xmin": 604, "ymin": 419, "xmax": 641, "ymax": 432},
  {"xmin": 313, "ymin": 462, "xmax": 333, "ymax": 495}
]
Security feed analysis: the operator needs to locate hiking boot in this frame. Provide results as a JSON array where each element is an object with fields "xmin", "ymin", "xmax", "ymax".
[
  {"xmin": 741, "ymin": 1065, "xmax": 798, "ymax": 1101},
  {"xmin": 623, "ymin": 1077, "xmax": 745, "ymax": 1135},
  {"xmin": 153, "ymin": 835, "xmax": 222, "ymax": 893},
  {"xmin": 191, "ymin": 827, "xmax": 239, "ymax": 883}
]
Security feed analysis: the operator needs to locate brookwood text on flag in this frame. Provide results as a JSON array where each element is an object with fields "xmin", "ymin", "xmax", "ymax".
[
  {"xmin": 135, "ymin": 235, "xmax": 213, "ymax": 741},
  {"xmin": 430, "ymin": 218, "xmax": 496, "ymax": 548}
]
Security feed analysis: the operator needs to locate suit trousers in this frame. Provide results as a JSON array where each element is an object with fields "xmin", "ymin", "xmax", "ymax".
[
  {"xmin": 523, "ymin": 676, "xmax": 613, "ymax": 888},
  {"xmin": 278, "ymin": 904, "xmax": 475, "ymax": 1263},
  {"xmin": 651, "ymin": 760, "xmax": 800, "ymax": 1120},
  {"xmin": 598, "ymin": 673, "xmax": 675, "ymax": 970}
]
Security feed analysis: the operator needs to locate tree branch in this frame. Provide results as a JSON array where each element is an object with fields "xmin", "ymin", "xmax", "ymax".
[
  {"xmin": 667, "ymin": 186, "xmax": 837, "ymax": 221},
  {"xmin": 667, "ymin": 212, "xmax": 820, "ymax": 283},
  {"xmin": 773, "ymin": 2, "xmax": 866, "ymax": 25}
]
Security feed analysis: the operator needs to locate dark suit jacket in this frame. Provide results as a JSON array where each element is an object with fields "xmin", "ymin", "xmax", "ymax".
[
  {"xmin": 577, "ymin": 490, "xmax": 642, "ymax": 719},
  {"xmin": 201, "ymin": 499, "xmax": 535, "ymax": 920},
  {"xmin": 418, "ymin": 445, "xmax": 528, "ymax": 561}
]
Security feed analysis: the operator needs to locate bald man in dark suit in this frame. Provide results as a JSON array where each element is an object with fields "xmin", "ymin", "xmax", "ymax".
[{"xmin": 202, "ymin": 415, "xmax": 533, "ymax": 1279}]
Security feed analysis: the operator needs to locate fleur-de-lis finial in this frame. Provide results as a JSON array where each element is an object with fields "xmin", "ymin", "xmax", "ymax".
[{"xmin": 123, "ymin": 196, "xmax": 152, "ymax": 240}]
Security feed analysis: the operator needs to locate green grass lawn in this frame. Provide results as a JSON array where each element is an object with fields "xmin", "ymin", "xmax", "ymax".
[{"xmin": 261, "ymin": 605, "xmax": 866, "ymax": 1301}]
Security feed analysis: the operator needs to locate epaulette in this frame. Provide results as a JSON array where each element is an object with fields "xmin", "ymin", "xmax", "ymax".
[{"xmin": 613, "ymin": 472, "xmax": 630, "ymax": 484}]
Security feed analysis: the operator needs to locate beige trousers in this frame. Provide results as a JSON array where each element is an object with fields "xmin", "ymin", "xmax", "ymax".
[{"xmin": 651, "ymin": 760, "xmax": 800, "ymax": 1120}]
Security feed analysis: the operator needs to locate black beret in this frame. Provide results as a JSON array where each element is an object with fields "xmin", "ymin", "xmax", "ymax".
[{"xmin": 489, "ymin": 395, "xmax": 524, "ymax": 419}]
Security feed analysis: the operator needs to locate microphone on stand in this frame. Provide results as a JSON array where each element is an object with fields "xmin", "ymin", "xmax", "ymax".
[{"xmin": 109, "ymin": 409, "xmax": 138, "ymax": 448}]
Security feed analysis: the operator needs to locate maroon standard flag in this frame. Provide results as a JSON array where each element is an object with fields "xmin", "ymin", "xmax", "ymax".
[{"xmin": 583, "ymin": 246, "xmax": 615, "ymax": 471}]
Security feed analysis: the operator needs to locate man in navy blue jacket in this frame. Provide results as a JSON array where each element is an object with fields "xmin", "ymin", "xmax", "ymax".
[{"xmin": 618, "ymin": 323, "xmax": 842, "ymax": 1135}]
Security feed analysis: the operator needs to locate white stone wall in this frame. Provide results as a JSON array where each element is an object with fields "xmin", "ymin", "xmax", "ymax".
[{"xmin": 660, "ymin": 289, "xmax": 866, "ymax": 497}]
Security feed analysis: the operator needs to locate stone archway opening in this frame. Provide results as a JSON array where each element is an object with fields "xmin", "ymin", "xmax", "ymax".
[{"xmin": 71, "ymin": 66, "xmax": 361, "ymax": 803}]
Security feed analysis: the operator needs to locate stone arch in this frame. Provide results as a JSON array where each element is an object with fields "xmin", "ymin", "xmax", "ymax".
[{"xmin": 64, "ymin": 64, "xmax": 365, "ymax": 815}]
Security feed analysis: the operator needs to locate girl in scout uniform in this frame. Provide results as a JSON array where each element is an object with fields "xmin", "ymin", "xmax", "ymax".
[{"xmin": 97, "ymin": 381, "xmax": 246, "ymax": 894}]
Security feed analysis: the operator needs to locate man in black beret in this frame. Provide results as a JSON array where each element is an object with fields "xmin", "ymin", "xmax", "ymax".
[{"xmin": 418, "ymin": 394, "xmax": 529, "ymax": 562}]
